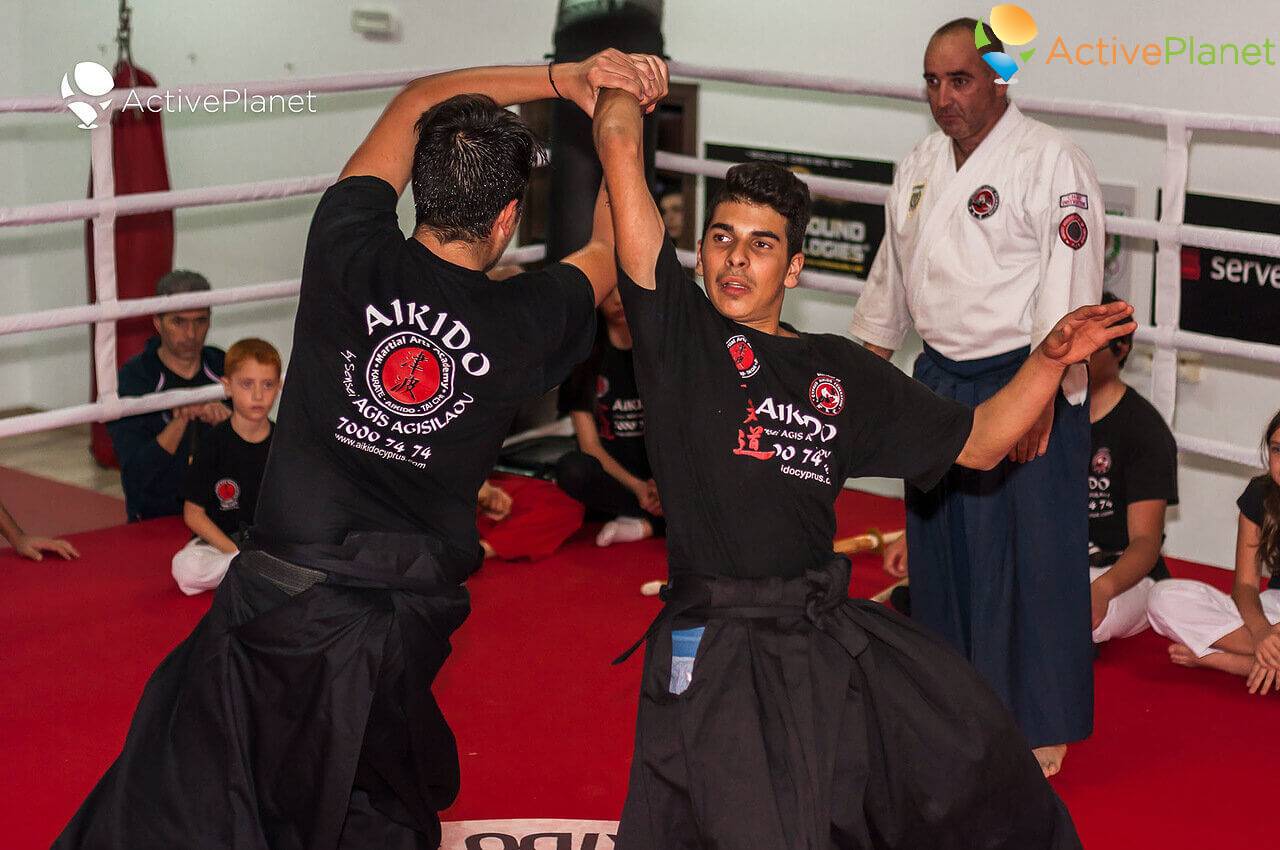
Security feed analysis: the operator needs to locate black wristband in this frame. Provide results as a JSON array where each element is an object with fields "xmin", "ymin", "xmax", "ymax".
[{"xmin": 548, "ymin": 62, "xmax": 565, "ymax": 100}]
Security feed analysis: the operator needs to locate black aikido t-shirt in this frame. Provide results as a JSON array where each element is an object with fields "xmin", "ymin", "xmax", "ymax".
[
  {"xmin": 182, "ymin": 419, "xmax": 273, "ymax": 539},
  {"xmin": 618, "ymin": 240, "xmax": 974, "ymax": 579},
  {"xmin": 1088, "ymin": 387, "xmax": 1179, "ymax": 580},
  {"xmin": 560, "ymin": 337, "xmax": 650, "ymax": 479},
  {"xmin": 1238, "ymin": 475, "xmax": 1276, "ymax": 590},
  {"xmin": 254, "ymin": 176, "xmax": 595, "ymax": 574}
]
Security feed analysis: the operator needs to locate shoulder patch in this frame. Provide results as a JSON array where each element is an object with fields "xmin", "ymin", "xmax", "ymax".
[
  {"xmin": 908, "ymin": 183, "xmax": 926, "ymax": 216},
  {"xmin": 1059, "ymin": 192, "xmax": 1089, "ymax": 210},
  {"xmin": 1059, "ymin": 213, "xmax": 1088, "ymax": 250}
]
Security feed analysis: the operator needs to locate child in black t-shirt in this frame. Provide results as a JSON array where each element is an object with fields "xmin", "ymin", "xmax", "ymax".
[
  {"xmin": 171, "ymin": 338, "xmax": 281, "ymax": 594},
  {"xmin": 1148, "ymin": 410, "xmax": 1280, "ymax": 694},
  {"xmin": 555, "ymin": 287, "xmax": 664, "ymax": 546},
  {"xmin": 1085, "ymin": 292, "xmax": 1179, "ymax": 642}
]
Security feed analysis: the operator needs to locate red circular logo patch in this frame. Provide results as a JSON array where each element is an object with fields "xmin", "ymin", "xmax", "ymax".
[
  {"xmin": 214, "ymin": 477, "xmax": 240, "ymax": 510},
  {"xmin": 1059, "ymin": 212, "xmax": 1088, "ymax": 249},
  {"xmin": 596, "ymin": 375, "xmax": 610, "ymax": 399},
  {"xmin": 367, "ymin": 331, "xmax": 455, "ymax": 417},
  {"xmin": 967, "ymin": 185, "xmax": 1000, "ymax": 219},
  {"xmin": 809, "ymin": 374, "xmax": 845, "ymax": 416},
  {"xmin": 380, "ymin": 346, "xmax": 442, "ymax": 405},
  {"xmin": 726, "ymin": 334, "xmax": 760, "ymax": 378}
]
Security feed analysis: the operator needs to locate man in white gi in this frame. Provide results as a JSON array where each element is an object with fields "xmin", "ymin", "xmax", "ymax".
[{"xmin": 850, "ymin": 17, "xmax": 1105, "ymax": 777}]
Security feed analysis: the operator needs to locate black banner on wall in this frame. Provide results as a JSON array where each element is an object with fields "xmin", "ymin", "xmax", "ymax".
[
  {"xmin": 1174, "ymin": 191, "xmax": 1280, "ymax": 345},
  {"xmin": 704, "ymin": 143, "xmax": 893, "ymax": 279}
]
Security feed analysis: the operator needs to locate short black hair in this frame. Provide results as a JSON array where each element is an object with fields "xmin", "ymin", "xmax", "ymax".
[
  {"xmin": 656, "ymin": 177, "xmax": 682, "ymax": 201},
  {"xmin": 1102, "ymin": 291, "xmax": 1134, "ymax": 367},
  {"xmin": 932, "ymin": 16, "xmax": 1004, "ymax": 56},
  {"xmin": 411, "ymin": 94, "xmax": 546, "ymax": 243},
  {"xmin": 704, "ymin": 162, "xmax": 812, "ymax": 258}
]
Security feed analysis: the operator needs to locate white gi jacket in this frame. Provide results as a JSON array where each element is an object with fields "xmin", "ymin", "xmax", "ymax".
[{"xmin": 849, "ymin": 103, "xmax": 1104, "ymax": 401}]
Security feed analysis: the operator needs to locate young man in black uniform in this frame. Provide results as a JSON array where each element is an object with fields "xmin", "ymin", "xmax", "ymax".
[
  {"xmin": 55, "ymin": 52, "xmax": 666, "ymax": 850},
  {"xmin": 1086, "ymin": 291, "xmax": 1179, "ymax": 642},
  {"xmin": 593, "ymin": 77, "xmax": 1136, "ymax": 850}
]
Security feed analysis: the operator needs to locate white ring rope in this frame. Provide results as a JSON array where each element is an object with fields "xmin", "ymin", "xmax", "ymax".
[
  {"xmin": 666, "ymin": 61, "xmax": 1280, "ymax": 134},
  {"xmin": 0, "ymin": 61, "xmax": 1273, "ymax": 471},
  {"xmin": 655, "ymin": 152, "xmax": 1280, "ymax": 258},
  {"xmin": 0, "ymin": 244, "xmax": 546, "ymax": 440},
  {"xmin": 0, "ymin": 175, "xmax": 332, "ymax": 228}
]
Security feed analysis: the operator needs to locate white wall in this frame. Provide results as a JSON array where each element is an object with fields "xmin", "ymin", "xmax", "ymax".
[{"xmin": 4, "ymin": 0, "xmax": 1277, "ymax": 566}]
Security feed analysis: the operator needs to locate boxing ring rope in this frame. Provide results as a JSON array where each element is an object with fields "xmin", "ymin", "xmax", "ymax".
[{"xmin": 1, "ymin": 63, "xmax": 1277, "ymax": 468}]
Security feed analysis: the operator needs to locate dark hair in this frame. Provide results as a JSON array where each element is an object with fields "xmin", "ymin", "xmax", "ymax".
[
  {"xmin": 155, "ymin": 269, "xmax": 210, "ymax": 298},
  {"xmin": 704, "ymin": 162, "xmax": 812, "ymax": 257},
  {"xmin": 932, "ymin": 16, "xmax": 1004, "ymax": 56},
  {"xmin": 1101, "ymin": 291, "xmax": 1134, "ymax": 368},
  {"xmin": 411, "ymin": 94, "xmax": 546, "ymax": 243},
  {"xmin": 1259, "ymin": 411, "xmax": 1280, "ymax": 577}
]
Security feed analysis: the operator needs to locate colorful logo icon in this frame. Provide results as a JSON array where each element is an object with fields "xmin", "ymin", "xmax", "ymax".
[{"xmin": 975, "ymin": 4, "xmax": 1038, "ymax": 83}]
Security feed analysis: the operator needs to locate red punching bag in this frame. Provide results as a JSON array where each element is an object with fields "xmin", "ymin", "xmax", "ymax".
[{"xmin": 86, "ymin": 59, "xmax": 175, "ymax": 468}]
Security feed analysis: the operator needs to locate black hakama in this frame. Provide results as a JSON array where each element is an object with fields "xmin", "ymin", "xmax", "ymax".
[
  {"xmin": 906, "ymin": 344, "xmax": 1094, "ymax": 748},
  {"xmin": 53, "ymin": 534, "xmax": 470, "ymax": 850},
  {"xmin": 616, "ymin": 559, "xmax": 1082, "ymax": 850}
]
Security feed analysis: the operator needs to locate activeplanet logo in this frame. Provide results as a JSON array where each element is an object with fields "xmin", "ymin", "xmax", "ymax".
[
  {"xmin": 975, "ymin": 4, "xmax": 1039, "ymax": 83},
  {"xmin": 59, "ymin": 59, "xmax": 317, "ymax": 130},
  {"xmin": 60, "ymin": 61, "xmax": 115, "ymax": 129}
]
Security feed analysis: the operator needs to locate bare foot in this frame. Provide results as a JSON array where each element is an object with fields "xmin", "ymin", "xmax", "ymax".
[
  {"xmin": 1168, "ymin": 643, "xmax": 1200, "ymax": 667},
  {"xmin": 1033, "ymin": 744, "xmax": 1067, "ymax": 778},
  {"xmin": 1167, "ymin": 643, "xmax": 1254, "ymax": 676}
]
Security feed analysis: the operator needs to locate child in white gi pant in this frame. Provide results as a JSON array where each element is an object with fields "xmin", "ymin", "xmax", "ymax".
[
  {"xmin": 1148, "ymin": 410, "xmax": 1280, "ymax": 694},
  {"xmin": 171, "ymin": 338, "xmax": 280, "ymax": 594}
]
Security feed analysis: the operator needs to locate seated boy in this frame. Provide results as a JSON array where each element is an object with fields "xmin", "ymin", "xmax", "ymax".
[
  {"xmin": 171, "ymin": 338, "xmax": 281, "ymax": 594},
  {"xmin": 1085, "ymin": 291, "xmax": 1179, "ymax": 642}
]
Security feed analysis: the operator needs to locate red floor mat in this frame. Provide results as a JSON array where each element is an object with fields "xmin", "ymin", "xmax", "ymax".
[
  {"xmin": 0, "ymin": 490, "xmax": 1268, "ymax": 849},
  {"xmin": 0, "ymin": 465, "xmax": 125, "ymax": 543}
]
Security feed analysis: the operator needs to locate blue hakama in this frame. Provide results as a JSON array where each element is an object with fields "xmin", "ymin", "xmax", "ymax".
[{"xmin": 906, "ymin": 344, "xmax": 1093, "ymax": 747}]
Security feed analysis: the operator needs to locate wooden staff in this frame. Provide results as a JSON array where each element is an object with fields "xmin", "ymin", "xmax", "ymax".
[{"xmin": 641, "ymin": 528, "xmax": 906, "ymax": 596}]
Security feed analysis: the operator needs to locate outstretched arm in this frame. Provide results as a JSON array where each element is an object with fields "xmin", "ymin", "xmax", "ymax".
[
  {"xmin": 342, "ymin": 51, "xmax": 662, "ymax": 194},
  {"xmin": 957, "ymin": 301, "xmax": 1135, "ymax": 470},
  {"xmin": 593, "ymin": 68, "xmax": 669, "ymax": 290}
]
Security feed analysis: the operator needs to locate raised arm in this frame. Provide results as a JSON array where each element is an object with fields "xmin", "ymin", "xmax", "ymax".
[
  {"xmin": 562, "ymin": 183, "xmax": 621, "ymax": 306},
  {"xmin": 342, "ymin": 51, "xmax": 662, "ymax": 194},
  {"xmin": 957, "ymin": 301, "xmax": 1135, "ymax": 470},
  {"xmin": 594, "ymin": 79, "xmax": 669, "ymax": 289}
]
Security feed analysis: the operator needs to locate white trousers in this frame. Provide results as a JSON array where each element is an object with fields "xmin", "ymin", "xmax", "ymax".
[
  {"xmin": 1147, "ymin": 579, "xmax": 1280, "ymax": 657},
  {"xmin": 1089, "ymin": 566, "xmax": 1154, "ymax": 643},
  {"xmin": 171, "ymin": 537, "xmax": 236, "ymax": 596}
]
